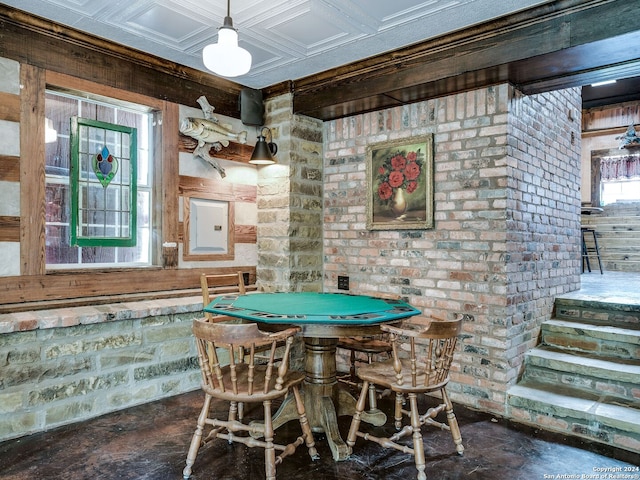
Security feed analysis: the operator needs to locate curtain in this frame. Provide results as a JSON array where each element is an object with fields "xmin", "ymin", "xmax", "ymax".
[{"xmin": 600, "ymin": 153, "xmax": 640, "ymax": 180}]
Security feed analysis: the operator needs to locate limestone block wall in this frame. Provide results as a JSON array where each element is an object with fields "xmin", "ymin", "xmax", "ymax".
[
  {"xmin": 0, "ymin": 297, "xmax": 203, "ymax": 442},
  {"xmin": 256, "ymin": 93, "xmax": 324, "ymax": 292},
  {"xmin": 324, "ymin": 84, "xmax": 582, "ymax": 417}
]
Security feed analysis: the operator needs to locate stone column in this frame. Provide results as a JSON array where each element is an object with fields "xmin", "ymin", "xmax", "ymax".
[{"xmin": 256, "ymin": 93, "xmax": 324, "ymax": 292}]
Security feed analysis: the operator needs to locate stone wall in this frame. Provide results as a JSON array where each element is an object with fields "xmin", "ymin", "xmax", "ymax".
[
  {"xmin": 256, "ymin": 93, "xmax": 324, "ymax": 292},
  {"xmin": 325, "ymin": 84, "xmax": 582, "ymax": 416},
  {"xmin": 0, "ymin": 298, "xmax": 202, "ymax": 442}
]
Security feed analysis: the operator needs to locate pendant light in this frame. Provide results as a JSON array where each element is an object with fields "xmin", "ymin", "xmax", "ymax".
[
  {"xmin": 202, "ymin": 0, "xmax": 252, "ymax": 77},
  {"xmin": 249, "ymin": 127, "xmax": 277, "ymax": 165}
]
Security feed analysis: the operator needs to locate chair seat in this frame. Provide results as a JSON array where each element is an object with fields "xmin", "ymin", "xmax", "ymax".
[
  {"xmin": 357, "ymin": 359, "xmax": 449, "ymax": 393},
  {"xmin": 203, "ymin": 364, "xmax": 306, "ymax": 402},
  {"xmin": 184, "ymin": 320, "xmax": 318, "ymax": 479},
  {"xmin": 346, "ymin": 316, "xmax": 464, "ymax": 480},
  {"xmin": 337, "ymin": 336, "xmax": 393, "ymax": 354}
]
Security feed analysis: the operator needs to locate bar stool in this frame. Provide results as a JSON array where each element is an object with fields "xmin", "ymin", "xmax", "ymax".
[{"xmin": 581, "ymin": 227, "xmax": 603, "ymax": 274}]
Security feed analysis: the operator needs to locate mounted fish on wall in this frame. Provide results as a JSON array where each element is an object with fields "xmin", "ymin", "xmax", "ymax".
[{"xmin": 179, "ymin": 96, "xmax": 248, "ymax": 178}]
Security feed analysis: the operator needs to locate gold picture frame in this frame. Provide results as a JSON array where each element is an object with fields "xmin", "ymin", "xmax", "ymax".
[{"xmin": 366, "ymin": 134, "xmax": 434, "ymax": 230}]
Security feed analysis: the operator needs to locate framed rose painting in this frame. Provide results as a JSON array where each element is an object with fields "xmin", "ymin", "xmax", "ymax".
[{"xmin": 366, "ymin": 134, "xmax": 434, "ymax": 230}]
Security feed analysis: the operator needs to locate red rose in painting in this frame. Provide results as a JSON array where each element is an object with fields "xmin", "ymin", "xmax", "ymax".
[
  {"xmin": 378, "ymin": 181, "xmax": 393, "ymax": 200},
  {"xmin": 376, "ymin": 148, "xmax": 424, "ymax": 205},
  {"xmin": 404, "ymin": 161, "xmax": 420, "ymax": 180},
  {"xmin": 388, "ymin": 170, "xmax": 405, "ymax": 188},
  {"xmin": 391, "ymin": 154, "xmax": 406, "ymax": 171}
]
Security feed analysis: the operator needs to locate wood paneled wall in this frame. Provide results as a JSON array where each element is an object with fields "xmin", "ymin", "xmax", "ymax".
[{"xmin": 0, "ymin": 31, "xmax": 259, "ymax": 309}]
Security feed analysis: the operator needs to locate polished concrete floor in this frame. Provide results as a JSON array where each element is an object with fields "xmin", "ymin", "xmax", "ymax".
[
  {"xmin": 0, "ymin": 388, "xmax": 638, "ymax": 480},
  {"xmin": 1, "ymin": 273, "xmax": 639, "ymax": 480}
]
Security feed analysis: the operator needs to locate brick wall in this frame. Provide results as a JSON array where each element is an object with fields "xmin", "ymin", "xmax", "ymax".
[
  {"xmin": 324, "ymin": 84, "xmax": 582, "ymax": 416},
  {"xmin": 0, "ymin": 298, "xmax": 202, "ymax": 441}
]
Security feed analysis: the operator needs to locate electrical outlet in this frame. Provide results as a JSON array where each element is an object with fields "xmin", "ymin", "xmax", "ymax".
[{"xmin": 337, "ymin": 275, "xmax": 349, "ymax": 290}]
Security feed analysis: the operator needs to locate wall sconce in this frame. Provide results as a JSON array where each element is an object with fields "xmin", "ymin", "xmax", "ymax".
[
  {"xmin": 249, "ymin": 127, "xmax": 277, "ymax": 165},
  {"xmin": 45, "ymin": 118, "xmax": 57, "ymax": 143}
]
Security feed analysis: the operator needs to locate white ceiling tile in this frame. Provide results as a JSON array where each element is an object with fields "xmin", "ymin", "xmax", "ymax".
[{"xmin": 1, "ymin": 0, "xmax": 555, "ymax": 88}]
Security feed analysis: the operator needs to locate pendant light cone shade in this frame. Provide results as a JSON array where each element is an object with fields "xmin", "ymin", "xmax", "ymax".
[
  {"xmin": 202, "ymin": 11, "xmax": 251, "ymax": 77},
  {"xmin": 250, "ymin": 128, "xmax": 277, "ymax": 165}
]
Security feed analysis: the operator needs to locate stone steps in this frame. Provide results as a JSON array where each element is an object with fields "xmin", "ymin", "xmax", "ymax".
[
  {"xmin": 507, "ymin": 297, "xmax": 640, "ymax": 454},
  {"xmin": 541, "ymin": 319, "xmax": 640, "ymax": 360},
  {"xmin": 508, "ymin": 382, "xmax": 640, "ymax": 452},
  {"xmin": 521, "ymin": 346, "xmax": 640, "ymax": 405},
  {"xmin": 554, "ymin": 298, "xmax": 640, "ymax": 330}
]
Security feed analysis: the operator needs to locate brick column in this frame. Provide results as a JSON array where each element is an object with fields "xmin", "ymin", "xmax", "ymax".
[{"xmin": 256, "ymin": 93, "xmax": 323, "ymax": 292}]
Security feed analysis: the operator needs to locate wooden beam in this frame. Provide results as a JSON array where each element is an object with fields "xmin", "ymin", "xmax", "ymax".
[
  {"xmin": 179, "ymin": 175, "xmax": 257, "ymax": 203},
  {"xmin": 0, "ymin": 216, "xmax": 20, "ymax": 242},
  {"xmin": 235, "ymin": 225, "xmax": 257, "ymax": 244},
  {"xmin": 161, "ymin": 101, "xmax": 180, "ymax": 268},
  {"xmin": 0, "ymin": 5, "xmax": 244, "ymax": 119},
  {"xmin": 0, "ymin": 266, "xmax": 257, "ymax": 308},
  {"xmin": 0, "ymin": 91, "xmax": 19, "ymax": 122},
  {"xmin": 19, "ymin": 64, "xmax": 46, "ymax": 276},
  {"xmin": 0, "ymin": 155, "xmax": 20, "ymax": 182},
  {"xmin": 290, "ymin": 0, "xmax": 640, "ymax": 120}
]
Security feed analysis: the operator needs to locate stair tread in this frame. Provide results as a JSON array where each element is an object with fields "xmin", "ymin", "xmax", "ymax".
[
  {"xmin": 544, "ymin": 319, "xmax": 640, "ymax": 343},
  {"xmin": 528, "ymin": 346, "xmax": 640, "ymax": 370},
  {"xmin": 526, "ymin": 347, "xmax": 640, "ymax": 384},
  {"xmin": 508, "ymin": 382, "xmax": 640, "ymax": 433}
]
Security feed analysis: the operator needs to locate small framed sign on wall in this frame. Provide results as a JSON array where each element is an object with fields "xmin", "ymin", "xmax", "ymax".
[{"xmin": 366, "ymin": 134, "xmax": 434, "ymax": 230}]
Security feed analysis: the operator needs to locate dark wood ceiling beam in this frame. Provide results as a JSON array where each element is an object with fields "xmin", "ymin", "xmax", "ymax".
[
  {"xmin": 291, "ymin": 0, "xmax": 640, "ymax": 120},
  {"xmin": 0, "ymin": 6, "xmax": 242, "ymax": 117}
]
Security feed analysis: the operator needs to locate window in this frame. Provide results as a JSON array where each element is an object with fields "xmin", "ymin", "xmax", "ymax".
[
  {"xmin": 45, "ymin": 89, "xmax": 154, "ymax": 268},
  {"xmin": 601, "ymin": 178, "xmax": 640, "ymax": 205}
]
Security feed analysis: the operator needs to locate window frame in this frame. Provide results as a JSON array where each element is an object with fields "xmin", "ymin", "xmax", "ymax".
[{"xmin": 42, "ymin": 73, "xmax": 170, "ymax": 272}]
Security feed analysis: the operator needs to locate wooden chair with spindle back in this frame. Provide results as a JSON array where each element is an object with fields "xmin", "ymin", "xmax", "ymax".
[
  {"xmin": 346, "ymin": 316, "xmax": 464, "ymax": 480},
  {"xmin": 183, "ymin": 320, "xmax": 319, "ymax": 480},
  {"xmin": 336, "ymin": 292, "xmax": 401, "ymax": 411}
]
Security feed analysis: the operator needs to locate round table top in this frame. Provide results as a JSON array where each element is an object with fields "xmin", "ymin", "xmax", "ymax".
[{"xmin": 204, "ymin": 292, "xmax": 420, "ymax": 325}]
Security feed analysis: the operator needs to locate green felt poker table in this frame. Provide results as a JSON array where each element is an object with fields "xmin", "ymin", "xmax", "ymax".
[{"xmin": 203, "ymin": 292, "xmax": 420, "ymax": 461}]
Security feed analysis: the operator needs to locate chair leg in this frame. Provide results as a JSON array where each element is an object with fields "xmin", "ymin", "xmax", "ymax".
[
  {"xmin": 408, "ymin": 393, "xmax": 427, "ymax": 480},
  {"xmin": 292, "ymin": 386, "xmax": 319, "ymax": 459},
  {"xmin": 183, "ymin": 393, "xmax": 212, "ymax": 480},
  {"xmin": 394, "ymin": 392, "xmax": 404, "ymax": 430},
  {"xmin": 441, "ymin": 388, "xmax": 464, "ymax": 455},
  {"xmin": 361, "ymin": 354, "xmax": 378, "ymax": 412},
  {"xmin": 263, "ymin": 400, "xmax": 276, "ymax": 480},
  {"xmin": 346, "ymin": 380, "xmax": 369, "ymax": 449}
]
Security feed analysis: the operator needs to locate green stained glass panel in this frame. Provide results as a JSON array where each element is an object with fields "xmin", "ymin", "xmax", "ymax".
[{"xmin": 70, "ymin": 116, "xmax": 137, "ymax": 247}]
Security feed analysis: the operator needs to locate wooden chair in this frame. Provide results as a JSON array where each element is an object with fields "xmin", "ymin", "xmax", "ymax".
[
  {"xmin": 183, "ymin": 320, "xmax": 318, "ymax": 480},
  {"xmin": 336, "ymin": 293, "xmax": 401, "ymax": 411},
  {"xmin": 346, "ymin": 316, "xmax": 464, "ymax": 480},
  {"xmin": 200, "ymin": 272, "xmax": 246, "ymax": 321}
]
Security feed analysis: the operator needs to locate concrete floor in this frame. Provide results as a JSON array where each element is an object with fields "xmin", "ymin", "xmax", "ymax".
[{"xmin": 1, "ymin": 272, "xmax": 639, "ymax": 480}]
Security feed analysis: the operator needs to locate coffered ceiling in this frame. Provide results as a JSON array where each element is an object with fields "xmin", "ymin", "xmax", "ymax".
[
  {"xmin": 3, "ymin": 0, "xmax": 640, "ymax": 121},
  {"xmin": 2, "ymin": 0, "xmax": 551, "ymax": 89}
]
